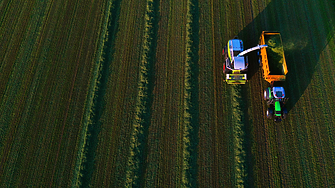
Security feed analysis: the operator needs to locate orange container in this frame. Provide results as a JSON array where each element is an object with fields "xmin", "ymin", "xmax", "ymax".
[{"xmin": 259, "ymin": 31, "xmax": 288, "ymax": 84}]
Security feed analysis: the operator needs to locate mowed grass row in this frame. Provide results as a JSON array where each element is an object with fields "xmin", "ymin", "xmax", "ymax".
[
  {"xmin": 71, "ymin": 0, "xmax": 114, "ymax": 187},
  {"xmin": 216, "ymin": 0, "xmax": 253, "ymax": 186},
  {"xmin": 89, "ymin": 0, "xmax": 147, "ymax": 186},
  {"xmin": 182, "ymin": 0, "xmax": 199, "ymax": 187},
  {"xmin": 230, "ymin": 85, "xmax": 248, "ymax": 187},
  {"xmin": 143, "ymin": 0, "xmax": 187, "ymax": 186},
  {"xmin": 125, "ymin": 0, "xmax": 158, "ymax": 187},
  {"xmin": 0, "ymin": 0, "xmax": 106, "ymax": 186}
]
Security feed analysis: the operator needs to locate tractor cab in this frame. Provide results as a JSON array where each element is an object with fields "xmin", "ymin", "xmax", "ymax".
[
  {"xmin": 273, "ymin": 87, "xmax": 285, "ymax": 99},
  {"xmin": 264, "ymin": 86, "xmax": 288, "ymax": 122},
  {"xmin": 223, "ymin": 39, "xmax": 248, "ymax": 84},
  {"xmin": 225, "ymin": 39, "xmax": 248, "ymax": 72},
  {"xmin": 223, "ymin": 38, "xmax": 267, "ymax": 84}
]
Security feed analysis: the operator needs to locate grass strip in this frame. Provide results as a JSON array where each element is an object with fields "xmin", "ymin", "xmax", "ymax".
[
  {"xmin": 124, "ymin": 0, "xmax": 158, "ymax": 187},
  {"xmin": 71, "ymin": 0, "xmax": 115, "ymax": 187},
  {"xmin": 231, "ymin": 85, "xmax": 247, "ymax": 188},
  {"xmin": 265, "ymin": 34, "xmax": 285, "ymax": 75},
  {"xmin": 182, "ymin": 0, "xmax": 199, "ymax": 187}
]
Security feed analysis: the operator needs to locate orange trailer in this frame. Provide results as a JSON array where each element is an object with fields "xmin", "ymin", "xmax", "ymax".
[{"xmin": 258, "ymin": 31, "xmax": 288, "ymax": 84}]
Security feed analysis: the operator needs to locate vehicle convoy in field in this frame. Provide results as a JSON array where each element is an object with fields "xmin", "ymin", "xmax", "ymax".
[
  {"xmin": 223, "ymin": 38, "xmax": 268, "ymax": 84},
  {"xmin": 258, "ymin": 31, "xmax": 289, "ymax": 122}
]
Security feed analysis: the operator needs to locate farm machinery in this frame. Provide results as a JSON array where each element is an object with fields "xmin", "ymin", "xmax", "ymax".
[
  {"xmin": 222, "ymin": 31, "xmax": 289, "ymax": 122},
  {"xmin": 222, "ymin": 38, "xmax": 268, "ymax": 84},
  {"xmin": 258, "ymin": 31, "xmax": 289, "ymax": 122}
]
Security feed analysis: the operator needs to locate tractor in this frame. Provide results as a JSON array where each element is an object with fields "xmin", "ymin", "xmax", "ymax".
[
  {"xmin": 264, "ymin": 86, "xmax": 288, "ymax": 122},
  {"xmin": 223, "ymin": 37, "xmax": 267, "ymax": 84}
]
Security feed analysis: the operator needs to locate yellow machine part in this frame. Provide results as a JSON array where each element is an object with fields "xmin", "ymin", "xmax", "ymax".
[{"xmin": 225, "ymin": 73, "xmax": 247, "ymax": 84}]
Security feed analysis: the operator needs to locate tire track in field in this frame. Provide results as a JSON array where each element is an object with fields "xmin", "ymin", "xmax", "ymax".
[
  {"xmin": 71, "ymin": 0, "xmax": 120, "ymax": 187},
  {"xmin": 124, "ymin": 0, "xmax": 159, "ymax": 187}
]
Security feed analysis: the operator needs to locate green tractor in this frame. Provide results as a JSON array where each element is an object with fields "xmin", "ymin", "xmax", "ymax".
[{"xmin": 264, "ymin": 86, "xmax": 288, "ymax": 122}]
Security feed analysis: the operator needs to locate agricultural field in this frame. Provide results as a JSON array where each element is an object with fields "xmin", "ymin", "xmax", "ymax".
[{"xmin": 1, "ymin": 0, "xmax": 335, "ymax": 187}]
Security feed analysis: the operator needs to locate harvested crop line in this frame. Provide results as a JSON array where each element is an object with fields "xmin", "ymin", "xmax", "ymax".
[
  {"xmin": 125, "ymin": 0, "xmax": 158, "ymax": 187},
  {"xmin": 71, "ymin": 0, "xmax": 121, "ymax": 187},
  {"xmin": 182, "ymin": 0, "xmax": 199, "ymax": 187},
  {"xmin": 231, "ymin": 85, "xmax": 247, "ymax": 187}
]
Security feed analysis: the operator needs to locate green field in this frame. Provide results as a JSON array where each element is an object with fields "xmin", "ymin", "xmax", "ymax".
[{"xmin": 1, "ymin": 0, "xmax": 335, "ymax": 187}]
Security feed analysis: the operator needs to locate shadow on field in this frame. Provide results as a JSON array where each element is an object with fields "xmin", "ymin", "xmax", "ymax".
[{"xmin": 236, "ymin": 0, "xmax": 335, "ymax": 113}]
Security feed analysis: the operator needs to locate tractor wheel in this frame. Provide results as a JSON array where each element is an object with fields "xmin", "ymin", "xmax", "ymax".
[
  {"xmin": 264, "ymin": 89, "xmax": 269, "ymax": 100},
  {"xmin": 223, "ymin": 63, "xmax": 229, "ymax": 74},
  {"xmin": 282, "ymin": 107, "xmax": 288, "ymax": 119},
  {"xmin": 223, "ymin": 47, "xmax": 228, "ymax": 59},
  {"xmin": 266, "ymin": 108, "xmax": 274, "ymax": 119}
]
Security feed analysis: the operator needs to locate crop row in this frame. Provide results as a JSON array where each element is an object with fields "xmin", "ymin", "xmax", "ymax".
[
  {"xmin": 125, "ymin": 0, "xmax": 158, "ymax": 187},
  {"xmin": 182, "ymin": 0, "xmax": 199, "ymax": 187},
  {"xmin": 71, "ymin": 0, "xmax": 114, "ymax": 187},
  {"xmin": 230, "ymin": 85, "xmax": 247, "ymax": 187}
]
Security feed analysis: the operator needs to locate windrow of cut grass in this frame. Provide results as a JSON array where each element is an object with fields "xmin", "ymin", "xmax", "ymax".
[
  {"xmin": 125, "ymin": 0, "xmax": 158, "ymax": 187},
  {"xmin": 143, "ymin": 0, "xmax": 187, "ymax": 186},
  {"xmin": 230, "ymin": 85, "xmax": 247, "ymax": 187},
  {"xmin": 71, "ymin": 0, "xmax": 115, "ymax": 187},
  {"xmin": 89, "ymin": 0, "xmax": 147, "ymax": 186},
  {"xmin": 182, "ymin": 0, "xmax": 199, "ymax": 187}
]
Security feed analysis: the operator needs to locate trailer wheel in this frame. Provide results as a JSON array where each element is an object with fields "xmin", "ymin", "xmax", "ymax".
[
  {"xmin": 264, "ymin": 89, "xmax": 269, "ymax": 100},
  {"xmin": 282, "ymin": 107, "xmax": 288, "ymax": 119},
  {"xmin": 266, "ymin": 108, "xmax": 274, "ymax": 119}
]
